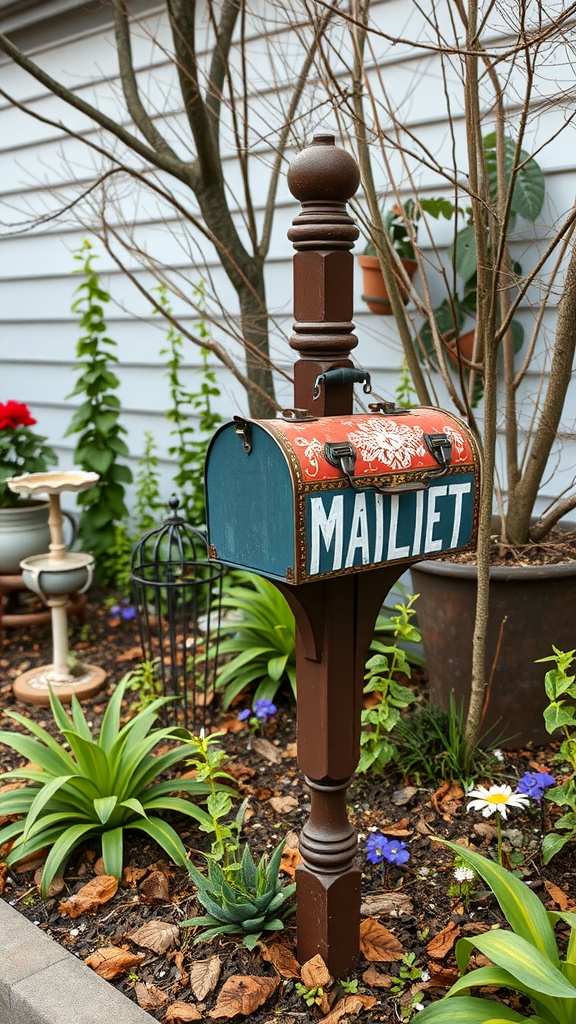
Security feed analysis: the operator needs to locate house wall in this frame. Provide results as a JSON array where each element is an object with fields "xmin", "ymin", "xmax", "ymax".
[{"xmin": 1, "ymin": 1, "xmax": 574, "ymax": 517}]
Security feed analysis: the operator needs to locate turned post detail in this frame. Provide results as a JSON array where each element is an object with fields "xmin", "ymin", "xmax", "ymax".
[{"xmin": 281, "ymin": 135, "xmax": 406, "ymax": 975}]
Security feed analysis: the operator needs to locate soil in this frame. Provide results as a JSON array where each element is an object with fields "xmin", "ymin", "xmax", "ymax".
[{"xmin": 1, "ymin": 587, "xmax": 575, "ymax": 1024}]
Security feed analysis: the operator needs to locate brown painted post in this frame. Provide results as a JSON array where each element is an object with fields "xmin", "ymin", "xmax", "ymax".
[{"xmin": 281, "ymin": 135, "xmax": 407, "ymax": 976}]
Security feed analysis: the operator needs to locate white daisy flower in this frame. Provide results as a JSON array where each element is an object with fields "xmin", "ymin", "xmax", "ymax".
[
  {"xmin": 466, "ymin": 784, "xmax": 530, "ymax": 819},
  {"xmin": 454, "ymin": 866, "xmax": 475, "ymax": 883},
  {"xmin": 493, "ymin": 749, "xmax": 504, "ymax": 762}
]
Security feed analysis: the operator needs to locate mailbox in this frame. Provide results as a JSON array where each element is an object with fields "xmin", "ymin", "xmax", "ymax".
[{"xmin": 206, "ymin": 406, "xmax": 480, "ymax": 584}]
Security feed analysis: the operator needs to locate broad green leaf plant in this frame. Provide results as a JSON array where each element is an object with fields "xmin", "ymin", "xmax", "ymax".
[
  {"xmin": 417, "ymin": 840, "xmax": 576, "ymax": 1024},
  {"xmin": 216, "ymin": 571, "xmax": 296, "ymax": 708},
  {"xmin": 0, "ymin": 676, "xmax": 233, "ymax": 896},
  {"xmin": 536, "ymin": 646, "xmax": 576, "ymax": 863}
]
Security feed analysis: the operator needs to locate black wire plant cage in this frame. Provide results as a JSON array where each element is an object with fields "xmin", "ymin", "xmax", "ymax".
[{"xmin": 131, "ymin": 497, "xmax": 224, "ymax": 729}]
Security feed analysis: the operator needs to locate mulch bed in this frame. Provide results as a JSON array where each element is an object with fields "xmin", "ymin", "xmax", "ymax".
[{"xmin": 1, "ymin": 588, "xmax": 575, "ymax": 1023}]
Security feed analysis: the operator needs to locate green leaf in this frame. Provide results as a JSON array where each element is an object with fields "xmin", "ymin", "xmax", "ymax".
[
  {"xmin": 416, "ymin": 996, "xmax": 528, "ymax": 1024},
  {"xmin": 439, "ymin": 841, "xmax": 559, "ymax": 963},
  {"xmin": 542, "ymin": 831, "xmax": 572, "ymax": 864},
  {"xmin": 453, "ymin": 224, "xmax": 477, "ymax": 281},
  {"xmin": 22, "ymin": 775, "xmax": 74, "ymax": 840},
  {"xmin": 456, "ymin": 931, "xmax": 576, "ymax": 998},
  {"xmin": 128, "ymin": 816, "xmax": 190, "ymax": 869},
  {"xmin": 544, "ymin": 702, "xmax": 575, "ymax": 733},
  {"xmin": 40, "ymin": 823, "xmax": 98, "ymax": 897},
  {"xmin": 101, "ymin": 827, "xmax": 124, "ymax": 879},
  {"xmin": 93, "ymin": 796, "xmax": 118, "ymax": 824}
]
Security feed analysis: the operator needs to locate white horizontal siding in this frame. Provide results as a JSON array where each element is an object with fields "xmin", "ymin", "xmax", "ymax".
[{"xmin": 1, "ymin": 0, "xmax": 575, "ymax": 521}]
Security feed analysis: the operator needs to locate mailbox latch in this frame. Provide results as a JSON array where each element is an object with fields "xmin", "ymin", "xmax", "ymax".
[
  {"xmin": 324, "ymin": 441, "xmax": 357, "ymax": 482},
  {"xmin": 234, "ymin": 416, "xmax": 252, "ymax": 455},
  {"xmin": 424, "ymin": 432, "xmax": 453, "ymax": 468}
]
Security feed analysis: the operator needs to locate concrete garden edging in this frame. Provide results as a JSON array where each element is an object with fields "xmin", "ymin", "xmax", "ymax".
[{"xmin": 0, "ymin": 899, "xmax": 155, "ymax": 1024}]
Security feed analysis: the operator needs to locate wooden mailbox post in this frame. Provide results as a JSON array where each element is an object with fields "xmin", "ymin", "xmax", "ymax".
[{"xmin": 205, "ymin": 135, "xmax": 480, "ymax": 976}]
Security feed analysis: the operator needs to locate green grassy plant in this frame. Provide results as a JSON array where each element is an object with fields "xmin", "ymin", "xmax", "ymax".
[
  {"xmin": 216, "ymin": 571, "xmax": 296, "ymax": 708},
  {"xmin": 417, "ymin": 840, "xmax": 576, "ymax": 1024},
  {"xmin": 0, "ymin": 676, "xmax": 233, "ymax": 896},
  {"xmin": 536, "ymin": 646, "xmax": 576, "ymax": 863}
]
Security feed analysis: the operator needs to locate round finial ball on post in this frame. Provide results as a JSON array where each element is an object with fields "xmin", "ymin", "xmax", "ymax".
[{"xmin": 288, "ymin": 134, "xmax": 360, "ymax": 203}]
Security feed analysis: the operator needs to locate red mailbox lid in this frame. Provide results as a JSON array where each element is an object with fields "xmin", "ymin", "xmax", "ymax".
[{"xmin": 257, "ymin": 408, "xmax": 476, "ymax": 484}]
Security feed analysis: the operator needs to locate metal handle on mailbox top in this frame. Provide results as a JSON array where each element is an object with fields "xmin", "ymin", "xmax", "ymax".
[{"xmin": 324, "ymin": 431, "xmax": 453, "ymax": 493}]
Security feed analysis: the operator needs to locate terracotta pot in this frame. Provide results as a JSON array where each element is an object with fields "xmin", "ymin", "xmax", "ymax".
[
  {"xmin": 0, "ymin": 502, "xmax": 51, "ymax": 575},
  {"xmin": 443, "ymin": 328, "xmax": 476, "ymax": 367},
  {"xmin": 358, "ymin": 254, "xmax": 417, "ymax": 314},
  {"xmin": 410, "ymin": 549, "xmax": 576, "ymax": 749}
]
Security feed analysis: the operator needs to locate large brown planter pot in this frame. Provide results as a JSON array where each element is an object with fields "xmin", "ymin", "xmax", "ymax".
[
  {"xmin": 410, "ymin": 555, "xmax": 576, "ymax": 749},
  {"xmin": 358, "ymin": 254, "xmax": 417, "ymax": 314}
]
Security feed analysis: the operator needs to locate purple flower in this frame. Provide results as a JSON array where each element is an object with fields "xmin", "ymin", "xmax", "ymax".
[
  {"xmin": 366, "ymin": 832, "xmax": 410, "ymax": 867},
  {"xmin": 121, "ymin": 604, "xmax": 137, "ymax": 621},
  {"xmin": 366, "ymin": 832, "xmax": 390, "ymax": 865},
  {"xmin": 237, "ymin": 708, "xmax": 251, "ymax": 722},
  {"xmin": 110, "ymin": 604, "xmax": 121, "ymax": 617},
  {"xmin": 385, "ymin": 840, "xmax": 410, "ymax": 865},
  {"xmin": 254, "ymin": 699, "xmax": 277, "ymax": 721},
  {"xmin": 517, "ymin": 771, "xmax": 556, "ymax": 803}
]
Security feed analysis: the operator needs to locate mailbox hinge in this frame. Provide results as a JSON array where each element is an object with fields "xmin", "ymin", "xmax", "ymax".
[{"xmin": 233, "ymin": 416, "xmax": 252, "ymax": 455}]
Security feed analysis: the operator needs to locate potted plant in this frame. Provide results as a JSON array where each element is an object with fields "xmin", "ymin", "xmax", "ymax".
[
  {"xmin": 0, "ymin": 400, "xmax": 58, "ymax": 575},
  {"xmin": 347, "ymin": 6, "xmax": 576, "ymax": 752},
  {"xmin": 358, "ymin": 200, "xmax": 420, "ymax": 312}
]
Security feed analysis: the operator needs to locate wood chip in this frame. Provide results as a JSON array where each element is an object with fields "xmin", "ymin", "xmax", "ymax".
[
  {"xmin": 381, "ymin": 817, "xmax": 413, "ymax": 836},
  {"xmin": 359, "ymin": 917, "xmax": 403, "ymax": 962},
  {"xmin": 210, "ymin": 974, "xmax": 280, "ymax": 1019},
  {"xmin": 189, "ymin": 955, "xmax": 222, "ymax": 1001},
  {"xmin": 123, "ymin": 866, "xmax": 149, "ymax": 887},
  {"xmin": 300, "ymin": 953, "xmax": 331, "ymax": 988},
  {"xmin": 139, "ymin": 868, "xmax": 170, "ymax": 902},
  {"xmin": 282, "ymin": 742, "xmax": 297, "ymax": 758},
  {"xmin": 427, "ymin": 921, "xmax": 461, "ymax": 959},
  {"xmin": 84, "ymin": 945, "xmax": 145, "ymax": 980},
  {"xmin": 34, "ymin": 868, "xmax": 64, "ymax": 898},
  {"xmin": 251, "ymin": 737, "xmax": 282, "ymax": 763},
  {"xmin": 361, "ymin": 892, "xmax": 413, "ymax": 918},
  {"xmin": 59, "ymin": 875, "xmax": 118, "ymax": 918},
  {"xmin": 129, "ymin": 920, "xmax": 180, "ymax": 954}
]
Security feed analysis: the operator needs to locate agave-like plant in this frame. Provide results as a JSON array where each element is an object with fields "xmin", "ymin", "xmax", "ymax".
[
  {"xmin": 182, "ymin": 838, "xmax": 296, "ymax": 949},
  {"xmin": 216, "ymin": 571, "xmax": 296, "ymax": 708},
  {"xmin": 0, "ymin": 677, "xmax": 232, "ymax": 896},
  {"xmin": 417, "ymin": 840, "xmax": 576, "ymax": 1024}
]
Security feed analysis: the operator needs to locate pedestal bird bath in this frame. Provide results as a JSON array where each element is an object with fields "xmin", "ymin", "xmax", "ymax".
[{"xmin": 7, "ymin": 471, "xmax": 107, "ymax": 705}]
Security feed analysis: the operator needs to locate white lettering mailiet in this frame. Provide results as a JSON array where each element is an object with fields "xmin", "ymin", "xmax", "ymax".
[
  {"xmin": 345, "ymin": 492, "xmax": 370, "ymax": 568},
  {"xmin": 424, "ymin": 485, "xmax": 447, "ymax": 552},
  {"xmin": 448, "ymin": 481, "xmax": 472, "ymax": 547},
  {"xmin": 309, "ymin": 494, "xmax": 344, "ymax": 574},
  {"xmin": 387, "ymin": 494, "xmax": 410, "ymax": 560}
]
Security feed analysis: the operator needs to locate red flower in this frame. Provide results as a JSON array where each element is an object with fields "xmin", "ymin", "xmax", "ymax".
[{"xmin": 0, "ymin": 401, "xmax": 37, "ymax": 431}]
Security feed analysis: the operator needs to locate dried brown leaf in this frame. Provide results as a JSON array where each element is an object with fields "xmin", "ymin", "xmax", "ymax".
[
  {"xmin": 129, "ymin": 920, "xmax": 180, "ymax": 954},
  {"xmin": 361, "ymin": 892, "xmax": 413, "ymax": 919},
  {"xmin": 269, "ymin": 795, "xmax": 299, "ymax": 815},
  {"xmin": 139, "ymin": 868, "xmax": 170, "ymax": 902},
  {"xmin": 163, "ymin": 1001, "xmax": 202, "ymax": 1022},
  {"xmin": 300, "ymin": 953, "xmax": 331, "ymax": 988},
  {"xmin": 171, "ymin": 950, "xmax": 189, "ymax": 987},
  {"xmin": 279, "ymin": 847, "xmax": 302, "ymax": 880},
  {"xmin": 391, "ymin": 786, "xmax": 417, "ymax": 806},
  {"xmin": 362, "ymin": 964, "xmax": 392, "ymax": 988},
  {"xmin": 59, "ymin": 875, "xmax": 118, "ymax": 918},
  {"xmin": 251, "ymin": 737, "xmax": 282, "ymax": 763},
  {"xmin": 359, "ymin": 918, "xmax": 403, "ymax": 962},
  {"xmin": 211, "ymin": 974, "xmax": 280, "ymax": 1019},
  {"xmin": 427, "ymin": 921, "xmax": 461, "ymax": 959},
  {"xmin": 260, "ymin": 940, "xmax": 301, "ymax": 979},
  {"xmin": 321, "ymin": 994, "xmax": 377, "ymax": 1023},
  {"xmin": 117, "ymin": 645, "xmax": 146, "ymax": 662},
  {"xmin": 381, "ymin": 818, "xmax": 413, "ymax": 837},
  {"xmin": 431, "ymin": 781, "xmax": 465, "ymax": 819},
  {"xmin": 544, "ymin": 880, "xmax": 573, "ymax": 910},
  {"xmin": 426, "ymin": 963, "xmax": 460, "ymax": 988},
  {"xmin": 84, "ymin": 945, "xmax": 145, "ymax": 980},
  {"xmin": 189, "ymin": 954, "xmax": 222, "ymax": 1000},
  {"xmin": 134, "ymin": 982, "xmax": 170, "ymax": 1012},
  {"xmin": 123, "ymin": 866, "xmax": 148, "ymax": 887}
]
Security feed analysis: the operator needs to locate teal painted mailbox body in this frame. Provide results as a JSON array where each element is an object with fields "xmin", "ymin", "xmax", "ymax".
[{"xmin": 205, "ymin": 408, "xmax": 481, "ymax": 584}]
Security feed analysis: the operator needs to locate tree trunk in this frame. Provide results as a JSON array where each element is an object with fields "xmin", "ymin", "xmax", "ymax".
[{"xmin": 238, "ymin": 271, "xmax": 278, "ymax": 418}]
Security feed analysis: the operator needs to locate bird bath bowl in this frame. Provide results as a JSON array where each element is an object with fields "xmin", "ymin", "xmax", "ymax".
[{"xmin": 6, "ymin": 471, "xmax": 107, "ymax": 705}]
